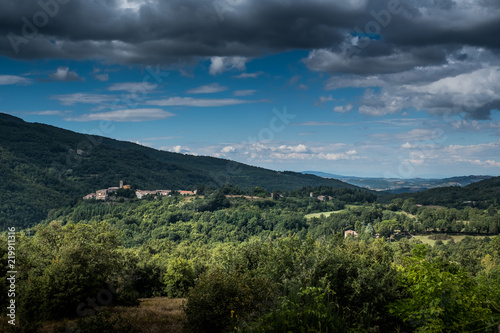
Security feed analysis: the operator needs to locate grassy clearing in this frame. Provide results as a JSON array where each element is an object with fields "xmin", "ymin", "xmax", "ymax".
[
  {"xmin": 345, "ymin": 204, "xmax": 362, "ymax": 209},
  {"xmin": 109, "ymin": 297, "xmax": 186, "ymax": 333},
  {"xmin": 16, "ymin": 297, "xmax": 188, "ymax": 333},
  {"xmin": 394, "ymin": 211, "xmax": 417, "ymax": 219},
  {"xmin": 305, "ymin": 210, "xmax": 343, "ymax": 219},
  {"xmin": 413, "ymin": 235, "xmax": 487, "ymax": 246},
  {"xmin": 305, "ymin": 205, "xmax": 364, "ymax": 219},
  {"xmin": 183, "ymin": 196, "xmax": 201, "ymax": 202}
]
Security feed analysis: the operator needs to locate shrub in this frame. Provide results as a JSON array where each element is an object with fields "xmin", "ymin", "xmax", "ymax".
[
  {"xmin": 184, "ymin": 268, "xmax": 272, "ymax": 333},
  {"xmin": 244, "ymin": 286, "xmax": 348, "ymax": 333}
]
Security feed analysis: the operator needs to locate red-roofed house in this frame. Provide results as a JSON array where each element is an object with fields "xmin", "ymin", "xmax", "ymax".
[{"xmin": 179, "ymin": 190, "xmax": 196, "ymax": 196}]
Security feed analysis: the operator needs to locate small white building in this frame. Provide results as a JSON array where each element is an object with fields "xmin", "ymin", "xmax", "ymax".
[
  {"xmin": 135, "ymin": 190, "xmax": 157, "ymax": 199},
  {"xmin": 344, "ymin": 230, "xmax": 358, "ymax": 238},
  {"xmin": 157, "ymin": 190, "xmax": 172, "ymax": 196},
  {"xmin": 96, "ymin": 190, "xmax": 108, "ymax": 200}
]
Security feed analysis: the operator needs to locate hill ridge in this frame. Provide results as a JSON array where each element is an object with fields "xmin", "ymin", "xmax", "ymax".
[{"xmin": 0, "ymin": 113, "xmax": 364, "ymax": 229}]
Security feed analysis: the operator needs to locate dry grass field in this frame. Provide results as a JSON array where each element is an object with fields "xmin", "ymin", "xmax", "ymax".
[
  {"xmin": 0, "ymin": 297, "xmax": 187, "ymax": 333},
  {"xmin": 107, "ymin": 297, "xmax": 187, "ymax": 333}
]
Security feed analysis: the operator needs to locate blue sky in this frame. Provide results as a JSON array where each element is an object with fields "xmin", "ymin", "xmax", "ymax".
[{"xmin": 1, "ymin": 0, "xmax": 500, "ymax": 178}]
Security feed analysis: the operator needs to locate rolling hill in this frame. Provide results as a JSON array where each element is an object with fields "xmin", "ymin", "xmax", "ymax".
[
  {"xmin": 303, "ymin": 170, "xmax": 492, "ymax": 192},
  {"xmin": 393, "ymin": 176, "xmax": 500, "ymax": 208},
  {"xmin": 0, "ymin": 113, "xmax": 362, "ymax": 229}
]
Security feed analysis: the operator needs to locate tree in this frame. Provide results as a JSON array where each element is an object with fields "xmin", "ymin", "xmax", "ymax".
[
  {"xmin": 252, "ymin": 186, "xmax": 270, "ymax": 198},
  {"xmin": 389, "ymin": 244, "xmax": 492, "ymax": 332},
  {"xmin": 163, "ymin": 257, "xmax": 196, "ymax": 298},
  {"xmin": 184, "ymin": 268, "xmax": 272, "ymax": 333},
  {"xmin": 402, "ymin": 198, "xmax": 417, "ymax": 214},
  {"xmin": 16, "ymin": 221, "xmax": 138, "ymax": 323},
  {"xmin": 200, "ymin": 191, "xmax": 230, "ymax": 212}
]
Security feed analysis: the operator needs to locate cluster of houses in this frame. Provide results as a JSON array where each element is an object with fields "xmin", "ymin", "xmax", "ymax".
[
  {"xmin": 83, "ymin": 181, "xmax": 196, "ymax": 200},
  {"xmin": 310, "ymin": 192, "xmax": 334, "ymax": 201},
  {"xmin": 135, "ymin": 189, "xmax": 196, "ymax": 199}
]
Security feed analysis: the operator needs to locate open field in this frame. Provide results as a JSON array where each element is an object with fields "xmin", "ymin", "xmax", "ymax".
[
  {"xmin": 305, "ymin": 205, "xmax": 364, "ymax": 219},
  {"xmin": 345, "ymin": 204, "xmax": 363, "ymax": 209},
  {"xmin": 413, "ymin": 234, "xmax": 488, "ymax": 246},
  {"xmin": 305, "ymin": 210, "xmax": 344, "ymax": 219},
  {"xmin": 393, "ymin": 211, "xmax": 417, "ymax": 219},
  {"xmin": 106, "ymin": 297, "xmax": 186, "ymax": 333},
  {"xmin": 0, "ymin": 297, "xmax": 187, "ymax": 333}
]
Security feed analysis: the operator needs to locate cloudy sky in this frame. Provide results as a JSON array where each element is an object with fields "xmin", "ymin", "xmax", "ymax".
[{"xmin": 1, "ymin": 0, "xmax": 500, "ymax": 178}]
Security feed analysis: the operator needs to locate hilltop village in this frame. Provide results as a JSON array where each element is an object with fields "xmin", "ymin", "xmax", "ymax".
[
  {"xmin": 83, "ymin": 180, "xmax": 196, "ymax": 200},
  {"xmin": 83, "ymin": 181, "xmax": 338, "ymax": 203}
]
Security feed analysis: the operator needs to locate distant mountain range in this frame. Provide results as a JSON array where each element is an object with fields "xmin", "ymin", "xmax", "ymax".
[
  {"xmin": 302, "ymin": 171, "xmax": 492, "ymax": 193},
  {"xmin": 0, "ymin": 113, "xmax": 361, "ymax": 229}
]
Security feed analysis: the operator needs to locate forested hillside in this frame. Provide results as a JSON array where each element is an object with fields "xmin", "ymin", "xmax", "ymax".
[
  {"xmin": 392, "ymin": 176, "xmax": 500, "ymax": 208},
  {"xmin": 0, "ymin": 113, "xmax": 361, "ymax": 229},
  {"xmin": 2, "ymin": 191, "xmax": 500, "ymax": 332},
  {"xmin": 43, "ymin": 186, "xmax": 377, "ymax": 246}
]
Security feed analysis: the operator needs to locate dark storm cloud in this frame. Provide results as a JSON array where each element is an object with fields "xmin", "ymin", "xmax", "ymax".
[
  {"xmin": 472, "ymin": 100, "xmax": 500, "ymax": 120},
  {"xmin": 1, "ymin": 0, "xmax": 496, "ymax": 67},
  {"xmin": 2, "ymin": 0, "xmax": 500, "ymax": 119},
  {"xmin": 1, "ymin": 0, "xmax": 362, "ymax": 64}
]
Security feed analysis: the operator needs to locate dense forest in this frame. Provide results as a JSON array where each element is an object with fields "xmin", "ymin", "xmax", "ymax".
[{"xmin": 1, "ymin": 186, "xmax": 500, "ymax": 332}]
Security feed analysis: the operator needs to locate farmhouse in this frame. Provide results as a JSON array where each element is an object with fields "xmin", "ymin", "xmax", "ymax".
[
  {"xmin": 96, "ymin": 190, "xmax": 108, "ymax": 200},
  {"xmin": 344, "ymin": 230, "xmax": 358, "ymax": 238},
  {"xmin": 179, "ymin": 190, "xmax": 197, "ymax": 196}
]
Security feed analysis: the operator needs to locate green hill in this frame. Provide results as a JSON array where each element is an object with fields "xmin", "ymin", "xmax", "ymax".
[
  {"xmin": 0, "ymin": 113, "xmax": 362, "ymax": 229},
  {"xmin": 393, "ymin": 176, "xmax": 500, "ymax": 208}
]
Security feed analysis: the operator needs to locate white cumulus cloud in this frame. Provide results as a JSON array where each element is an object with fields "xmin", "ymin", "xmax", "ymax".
[
  {"xmin": 50, "ymin": 67, "xmax": 84, "ymax": 82},
  {"xmin": 209, "ymin": 56, "xmax": 248, "ymax": 75}
]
